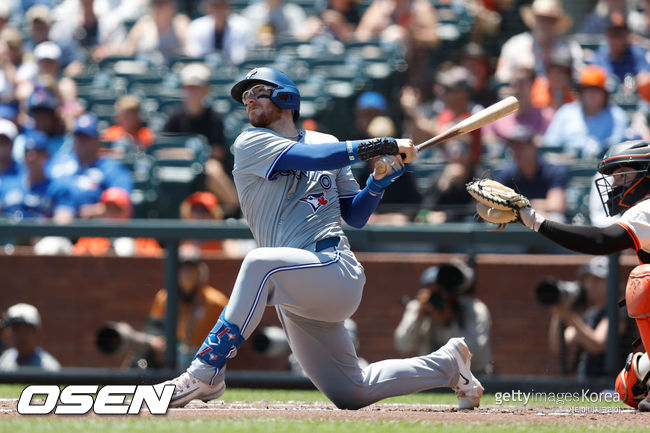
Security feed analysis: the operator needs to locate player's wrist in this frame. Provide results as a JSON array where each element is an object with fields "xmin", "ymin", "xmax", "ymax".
[
  {"xmin": 366, "ymin": 174, "xmax": 386, "ymax": 196},
  {"xmin": 519, "ymin": 206, "xmax": 545, "ymax": 232}
]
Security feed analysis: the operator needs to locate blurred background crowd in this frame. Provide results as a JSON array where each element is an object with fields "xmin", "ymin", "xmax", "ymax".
[{"xmin": 1, "ymin": 0, "xmax": 650, "ymax": 255}]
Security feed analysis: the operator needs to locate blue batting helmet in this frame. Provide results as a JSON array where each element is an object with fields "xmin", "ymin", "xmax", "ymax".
[{"xmin": 231, "ymin": 67, "xmax": 300, "ymax": 121}]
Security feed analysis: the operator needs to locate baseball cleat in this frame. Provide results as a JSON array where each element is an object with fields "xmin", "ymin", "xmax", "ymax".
[
  {"xmin": 445, "ymin": 337, "xmax": 484, "ymax": 410},
  {"xmin": 157, "ymin": 371, "xmax": 226, "ymax": 408}
]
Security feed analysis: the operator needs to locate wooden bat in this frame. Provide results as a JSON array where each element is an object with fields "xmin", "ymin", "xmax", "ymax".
[{"xmin": 415, "ymin": 96, "xmax": 520, "ymax": 151}]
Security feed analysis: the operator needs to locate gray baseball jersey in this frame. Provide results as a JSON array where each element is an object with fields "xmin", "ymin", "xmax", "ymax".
[
  {"xmin": 189, "ymin": 126, "xmax": 467, "ymax": 409},
  {"xmin": 232, "ymin": 128, "xmax": 359, "ymax": 249}
]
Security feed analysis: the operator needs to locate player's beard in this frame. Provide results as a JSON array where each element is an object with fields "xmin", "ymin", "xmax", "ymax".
[{"xmin": 249, "ymin": 102, "xmax": 283, "ymax": 128}]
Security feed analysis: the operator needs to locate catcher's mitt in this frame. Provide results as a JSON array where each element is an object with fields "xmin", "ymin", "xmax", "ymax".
[{"xmin": 466, "ymin": 178, "xmax": 530, "ymax": 230}]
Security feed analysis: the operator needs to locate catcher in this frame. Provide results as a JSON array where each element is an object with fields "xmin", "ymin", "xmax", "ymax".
[{"xmin": 467, "ymin": 140, "xmax": 650, "ymax": 410}]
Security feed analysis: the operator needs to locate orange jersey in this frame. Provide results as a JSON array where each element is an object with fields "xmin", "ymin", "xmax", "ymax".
[{"xmin": 149, "ymin": 285, "xmax": 229, "ymax": 349}]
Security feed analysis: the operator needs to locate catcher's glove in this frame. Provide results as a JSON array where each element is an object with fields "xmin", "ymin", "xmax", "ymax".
[{"xmin": 466, "ymin": 178, "xmax": 531, "ymax": 231}]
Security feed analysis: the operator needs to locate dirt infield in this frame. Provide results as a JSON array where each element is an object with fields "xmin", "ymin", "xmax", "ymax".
[{"xmin": 2, "ymin": 398, "xmax": 649, "ymax": 426}]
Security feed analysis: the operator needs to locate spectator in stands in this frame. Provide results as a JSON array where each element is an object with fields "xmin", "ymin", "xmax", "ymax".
[
  {"xmin": 580, "ymin": 0, "xmax": 628, "ymax": 35},
  {"xmin": 411, "ymin": 65, "xmax": 483, "ymax": 164},
  {"xmin": 394, "ymin": 261, "xmax": 492, "ymax": 374},
  {"xmin": 543, "ymin": 65, "xmax": 628, "ymax": 159},
  {"xmin": 0, "ymin": 130, "xmax": 74, "ymax": 222},
  {"xmin": 163, "ymin": 63, "xmax": 238, "ymax": 216},
  {"xmin": 0, "ymin": 303, "xmax": 60, "ymax": 371},
  {"xmin": 186, "ymin": 0, "xmax": 251, "ymax": 64},
  {"xmin": 352, "ymin": 116, "xmax": 420, "ymax": 224},
  {"xmin": 356, "ymin": 0, "xmax": 439, "ymax": 88},
  {"xmin": 459, "ymin": 42, "xmax": 497, "ymax": 108},
  {"xmin": 0, "ymin": 4, "xmax": 10, "ymax": 33},
  {"xmin": 495, "ymin": 0, "xmax": 582, "ymax": 84},
  {"xmin": 483, "ymin": 67, "xmax": 553, "ymax": 160},
  {"xmin": 13, "ymin": 87, "xmax": 67, "ymax": 167},
  {"xmin": 24, "ymin": 5, "xmax": 84, "ymax": 77},
  {"xmin": 49, "ymin": 114, "xmax": 133, "ymax": 218},
  {"xmin": 0, "ymin": 119, "xmax": 19, "ymax": 181},
  {"xmin": 50, "ymin": 0, "xmax": 127, "ymax": 61},
  {"xmin": 592, "ymin": 13, "xmax": 650, "ymax": 84},
  {"xmin": 179, "ymin": 191, "xmax": 252, "ymax": 256},
  {"xmin": 73, "ymin": 187, "xmax": 162, "ymax": 256},
  {"xmin": 102, "ymin": 95, "xmax": 155, "ymax": 154},
  {"xmin": 497, "ymin": 125, "xmax": 568, "ymax": 222},
  {"xmin": 0, "ymin": 27, "xmax": 23, "ymax": 102},
  {"xmin": 142, "ymin": 245, "xmax": 229, "ymax": 368},
  {"xmin": 418, "ymin": 136, "xmax": 478, "ymax": 224},
  {"xmin": 242, "ymin": 0, "xmax": 307, "ymax": 47},
  {"xmin": 548, "ymin": 257, "xmax": 635, "ymax": 379},
  {"xmin": 299, "ymin": 0, "xmax": 362, "ymax": 43},
  {"xmin": 351, "ymin": 91, "xmax": 388, "ymax": 140},
  {"xmin": 530, "ymin": 43, "xmax": 576, "ymax": 112},
  {"xmin": 629, "ymin": 0, "xmax": 650, "ymax": 46},
  {"xmin": 119, "ymin": 0, "xmax": 189, "ymax": 61}
]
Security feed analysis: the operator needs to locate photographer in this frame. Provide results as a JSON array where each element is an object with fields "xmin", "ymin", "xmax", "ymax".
[
  {"xmin": 394, "ymin": 260, "xmax": 492, "ymax": 374},
  {"xmin": 97, "ymin": 245, "xmax": 229, "ymax": 369},
  {"xmin": 547, "ymin": 257, "xmax": 635, "ymax": 379}
]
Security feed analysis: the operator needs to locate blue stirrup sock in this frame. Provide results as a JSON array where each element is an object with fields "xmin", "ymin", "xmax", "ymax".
[{"xmin": 188, "ymin": 312, "xmax": 245, "ymax": 384}]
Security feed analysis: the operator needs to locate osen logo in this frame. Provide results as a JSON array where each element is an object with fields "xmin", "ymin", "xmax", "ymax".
[{"xmin": 17, "ymin": 384, "xmax": 174, "ymax": 415}]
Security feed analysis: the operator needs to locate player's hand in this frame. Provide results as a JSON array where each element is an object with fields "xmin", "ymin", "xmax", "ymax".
[
  {"xmin": 397, "ymin": 139, "xmax": 418, "ymax": 163},
  {"xmin": 373, "ymin": 155, "xmax": 404, "ymax": 180}
]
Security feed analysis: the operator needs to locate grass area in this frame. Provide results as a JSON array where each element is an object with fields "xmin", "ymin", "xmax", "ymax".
[
  {"xmin": 0, "ymin": 385, "xmax": 628, "ymax": 408},
  {"xmin": 0, "ymin": 419, "xmax": 636, "ymax": 433}
]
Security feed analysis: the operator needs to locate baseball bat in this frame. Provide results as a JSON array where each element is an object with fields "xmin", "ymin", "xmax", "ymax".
[{"xmin": 415, "ymin": 96, "xmax": 520, "ymax": 152}]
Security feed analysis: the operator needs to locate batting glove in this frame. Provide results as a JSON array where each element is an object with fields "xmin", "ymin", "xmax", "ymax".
[{"xmin": 366, "ymin": 166, "xmax": 406, "ymax": 196}]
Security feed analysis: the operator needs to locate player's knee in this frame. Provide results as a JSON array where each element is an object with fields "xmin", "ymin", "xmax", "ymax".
[
  {"xmin": 325, "ymin": 387, "xmax": 371, "ymax": 410},
  {"xmin": 616, "ymin": 352, "xmax": 648, "ymax": 408}
]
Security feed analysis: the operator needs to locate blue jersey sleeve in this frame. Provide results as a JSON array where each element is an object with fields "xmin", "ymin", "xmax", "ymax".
[
  {"xmin": 273, "ymin": 141, "xmax": 352, "ymax": 172},
  {"xmin": 339, "ymin": 187, "xmax": 382, "ymax": 229}
]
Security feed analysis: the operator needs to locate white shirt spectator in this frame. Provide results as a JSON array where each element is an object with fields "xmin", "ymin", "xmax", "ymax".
[
  {"xmin": 242, "ymin": 0, "xmax": 307, "ymax": 41},
  {"xmin": 186, "ymin": 13, "xmax": 251, "ymax": 64}
]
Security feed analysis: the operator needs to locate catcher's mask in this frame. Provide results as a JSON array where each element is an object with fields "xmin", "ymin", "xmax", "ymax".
[{"xmin": 596, "ymin": 140, "xmax": 650, "ymax": 216}]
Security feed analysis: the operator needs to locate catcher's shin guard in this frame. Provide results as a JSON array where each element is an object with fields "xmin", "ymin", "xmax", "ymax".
[
  {"xmin": 190, "ymin": 312, "xmax": 244, "ymax": 384},
  {"xmin": 626, "ymin": 265, "xmax": 650, "ymax": 351},
  {"xmin": 616, "ymin": 352, "xmax": 649, "ymax": 408}
]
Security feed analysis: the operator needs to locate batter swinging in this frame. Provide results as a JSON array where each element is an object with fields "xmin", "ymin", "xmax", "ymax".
[{"xmin": 159, "ymin": 67, "xmax": 483, "ymax": 410}]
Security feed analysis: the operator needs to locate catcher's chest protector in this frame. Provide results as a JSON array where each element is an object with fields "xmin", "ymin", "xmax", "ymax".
[{"xmin": 626, "ymin": 264, "xmax": 650, "ymax": 351}]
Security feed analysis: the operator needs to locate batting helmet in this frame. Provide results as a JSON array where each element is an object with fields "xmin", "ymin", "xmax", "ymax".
[
  {"xmin": 231, "ymin": 67, "xmax": 300, "ymax": 121},
  {"xmin": 596, "ymin": 140, "xmax": 650, "ymax": 216}
]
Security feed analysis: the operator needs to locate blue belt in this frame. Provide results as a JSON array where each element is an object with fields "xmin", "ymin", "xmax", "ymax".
[{"xmin": 315, "ymin": 236, "xmax": 340, "ymax": 252}]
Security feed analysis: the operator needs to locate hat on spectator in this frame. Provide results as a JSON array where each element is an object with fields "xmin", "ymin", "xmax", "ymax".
[
  {"xmin": 1, "ymin": 27, "xmax": 23, "ymax": 49},
  {"xmin": 436, "ymin": 65, "xmax": 475, "ymax": 90},
  {"xmin": 419, "ymin": 266, "xmax": 439, "ymax": 287},
  {"xmin": 579, "ymin": 65, "xmax": 608, "ymax": 91},
  {"xmin": 520, "ymin": 0, "xmax": 571, "ymax": 34},
  {"xmin": 356, "ymin": 92, "xmax": 387, "ymax": 112},
  {"xmin": 26, "ymin": 5, "xmax": 52, "ymax": 25},
  {"xmin": 579, "ymin": 256, "xmax": 608, "ymax": 280},
  {"xmin": 179, "ymin": 243, "xmax": 202, "ymax": 265},
  {"xmin": 24, "ymin": 130, "xmax": 49, "ymax": 153},
  {"xmin": 100, "ymin": 187, "xmax": 132, "ymax": 211},
  {"xmin": 28, "ymin": 88, "xmax": 59, "ymax": 112},
  {"xmin": 548, "ymin": 45, "xmax": 573, "ymax": 69},
  {"xmin": 505, "ymin": 124, "xmax": 536, "ymax": 143},
  {"xmin": 186, "ymin": 191, "xmax": 219, "ymax": 210},
  {"xmin": 181, "ymin": 63, "xmax": 211, "ymax": 87},
  {"xmin": 34, "ymin": 41, "xmax": 62, "ymax": 62},
  {"xmin": 4, "ymin": 303, "xmax": 41, "ymax": 328},
  {"xmin": 0, "ymin": 118, "xmax": 17, "ymax": 141},
  {"xmin": 73, "ymin": 113, "xmax": 99, "ymax": 137},
  {"xmin": 0, "ymin": 102, "xmax": 18, "ymax": 120}
]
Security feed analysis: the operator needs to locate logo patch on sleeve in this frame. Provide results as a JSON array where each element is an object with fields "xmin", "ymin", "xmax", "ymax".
[{"xmin": 300, "ymin": 193, "xmax": 328, "ymax": 212}]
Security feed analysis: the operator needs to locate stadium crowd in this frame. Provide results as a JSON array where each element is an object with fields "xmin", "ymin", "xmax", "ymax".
[{"xmin": 2, "ymin": 0, "xmax": 650, "ymax": 254}]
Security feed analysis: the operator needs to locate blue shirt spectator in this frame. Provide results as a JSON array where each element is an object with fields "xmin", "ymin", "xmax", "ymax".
[
  {"xmin": 50, "ymin": 114, "xmax": 133, "ymax": 216},
  {"xmin": 543, "ymin": 65, "xmax": 628, "ymax": 158},
  {"xmin": 0, "ymin": 131, "xmax": 74, "ymax": 220}
]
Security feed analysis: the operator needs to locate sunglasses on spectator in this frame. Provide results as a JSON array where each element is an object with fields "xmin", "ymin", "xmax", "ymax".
[{"xmin": 242, "ymin": 85, "xmax": 274, "ymax": 104}]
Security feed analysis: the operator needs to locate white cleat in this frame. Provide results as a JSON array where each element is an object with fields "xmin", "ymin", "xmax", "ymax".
[
  {"xmin": 157, "ymin": 371, "xmax": 226, "ymax": 408},
  {"xmin": 445, "ymin": 337, "xmax": 484, "ymax": 410}
]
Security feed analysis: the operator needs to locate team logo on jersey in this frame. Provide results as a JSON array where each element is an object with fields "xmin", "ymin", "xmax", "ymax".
[
  {"xmin": 300, "ymin": 193, "xmax": 328, "ymax": 212},
  {"xmin": 319, "ymin": 174, "xmax": 332, "ymax": 189}
]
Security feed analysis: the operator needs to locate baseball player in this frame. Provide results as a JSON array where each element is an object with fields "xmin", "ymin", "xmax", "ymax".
[
  {"xmin": 483, "ymin": 140, "xmax": 650, "ymax": 410},
  {"xmin": 159, "ymin": 67, "xmax": 484, "ymax": 410}
]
